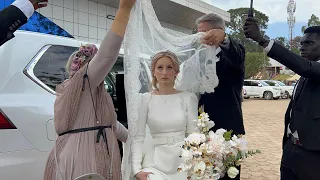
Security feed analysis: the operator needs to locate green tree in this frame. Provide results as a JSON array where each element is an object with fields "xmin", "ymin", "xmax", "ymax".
[
  {"xmin": 274, "ymin": 36, "xmax": 300, "ymax": 54},
  {"xmin": 301, "ymin": 14, "xmax": 320, "ymax": 33},
  {"xmin": 290, "ymin": 36, "xmax": 302, "ymax": 54},
  {"xmin": 245, "ymin": 52, "xmax": 270, "ymax": 79},
  {"xmin": 226, "ymin": 8, "xmax": 269, "ymax": 53},
  {"xmin": 274, "ymin": 37, "xmax": 289, "ymax": 48}
]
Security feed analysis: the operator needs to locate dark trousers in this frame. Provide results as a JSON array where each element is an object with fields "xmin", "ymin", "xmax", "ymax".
[
  {"xmin": 220, "ymin": 166, "xmax": 241, "ymax": 180},
  {"xmin": 281, "ymin": 140, "xmax": 320, "ymax": 180}
]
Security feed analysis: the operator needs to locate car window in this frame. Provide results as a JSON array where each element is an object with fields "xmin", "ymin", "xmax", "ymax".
[
  {"xmin": 32, "ymin": 45, "xmax": 127, "ymax": 93},
  {"xmin": 251, "ymin": 81, "xmax": 260, "ymax": 86},
  {"xmin": 265, "ymin": 81, "xmax": 276, "ymax": 86},
  {"xmin": 243, "ymin": 81, "xmax": 250, "ymax": 86},
  {"xmin": 276, "ymin": 81, "xmax": 286, "ymax": 86},
  {"xmin": 259, "ymin": 81, "xmax": 269, "ymax": 86},
  {"xmin": 33, "ymin": 45, "xmax": 77, "ymax": 90}
]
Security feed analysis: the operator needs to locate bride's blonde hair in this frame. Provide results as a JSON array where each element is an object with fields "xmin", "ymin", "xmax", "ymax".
[{"xmin": 150, "ymin": 50, "xmax": 180, "ymax": 91}]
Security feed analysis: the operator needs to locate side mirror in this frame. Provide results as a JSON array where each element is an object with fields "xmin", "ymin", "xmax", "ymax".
[{"xmin": 258, "ymin": 84, "xmax": 262, "ymax": 87}]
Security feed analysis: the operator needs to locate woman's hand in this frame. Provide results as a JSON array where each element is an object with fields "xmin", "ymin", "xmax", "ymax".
[
  {"xmin": 111, "ymin": 0, "xmax": 136, "ymax": 37},
  {"xmin": 134, "ymin": 171, "xmax": 153, "ymax": 180},
  {"xmin": 119, "ymin": 0, "xmax": 136, "ymax": 10}
]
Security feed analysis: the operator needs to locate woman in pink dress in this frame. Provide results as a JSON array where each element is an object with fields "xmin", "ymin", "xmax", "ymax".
[{"xmin": 43, "ymin": 0, "xmax": 136, "ymax": 179}]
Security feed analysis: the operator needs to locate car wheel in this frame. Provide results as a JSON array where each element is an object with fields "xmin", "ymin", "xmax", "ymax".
[
  {"xmin": 281, "ymin": 91, "xmax": 289, "ymax": 99},
  {"xmin": 244, "ymin": 97, "xmax": 250, "ymax": 99},
  {"xmin": 264, "ymin": 91, "xmax": 273, "ymax": 100}
]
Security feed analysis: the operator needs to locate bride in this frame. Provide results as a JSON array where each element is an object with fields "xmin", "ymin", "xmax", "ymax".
[
  {"xmin": 131, "ymin": 50, "xmax": 198, "ymax": 180},
  {"xmin": 121, "ymin": 0, "xmax": 220, "ymax": 179}
]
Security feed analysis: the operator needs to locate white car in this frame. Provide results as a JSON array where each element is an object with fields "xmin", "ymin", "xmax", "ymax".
[
  {"xmin": 263, "ymin": 80, "xmax": 294, "ymax": 99},
  {"xmin": 0, "ymin": 30, "xmax": 150, "ymax": 179},
  {"xmin": 243, "ymin": 80, "xmax": 281, "ymax": 100}
]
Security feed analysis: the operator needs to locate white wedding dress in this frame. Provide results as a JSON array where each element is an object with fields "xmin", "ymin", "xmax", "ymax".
[
  {"xmin": 131, "ymin": 91, "xmax": 198, "ymax": 180},
  {"xmin": 121, "ymin": 1, "xmax": 220, "ymax": 179}
]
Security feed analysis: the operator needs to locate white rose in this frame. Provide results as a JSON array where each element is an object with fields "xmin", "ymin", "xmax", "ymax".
[
  {"xmin": 181, "ymin": 149, "xmax": 193, "ymax": 160},
  {"xmin": 215, "ymin": 129, "xmax": 227, "ymax": 136},
  {"xmin": 179, "ymin": 163, "xmax": 192, "ymax": 171},
  {"xmin": 187, "ymin": 133, "xmax": 201, "ymax": 145},
  {"xmin": 199, "ymin": 134, "xmax": 206, "ymax": 143},
  {"xmin": 207, "ymin": 121, "xmax": 215, "ymax": 129},
  {"xmin": 227, "ymin": 167, "xmax": 239, "ymax": 179},
  {"xmin": 194, "ymin": 161, "xmax": 206, "ymax": 174},
  {"xmin": 231, "ymin": 135, "xmax": 248, "ymax": 152},
  {"xmin": 200, "ymin": 112, "xmax": 209, "ymax": 119}
]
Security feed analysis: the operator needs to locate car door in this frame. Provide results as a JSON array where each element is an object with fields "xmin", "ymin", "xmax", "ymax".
[
  {"xmin": 243, "ymin": 81, "xmax": 252, "ymax": 96},
  {"xmin": 251, "ymin": 81, "xmax": 262, "ymax": 96}
]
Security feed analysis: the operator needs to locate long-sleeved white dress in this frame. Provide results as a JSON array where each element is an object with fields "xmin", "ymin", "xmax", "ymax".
[{"xmin": 131, "ymin": 91, "xmax": 198, "ymax": 180}]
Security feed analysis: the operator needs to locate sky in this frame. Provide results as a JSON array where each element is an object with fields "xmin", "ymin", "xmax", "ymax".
[{"xmin": 201, "ymin": 0, "xmax": 320, "ymax": 39}]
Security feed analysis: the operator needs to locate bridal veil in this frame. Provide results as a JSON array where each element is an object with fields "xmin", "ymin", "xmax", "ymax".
[{"xmin": 121, "ymin": 0, "xmax": 220, "ymax": 179}]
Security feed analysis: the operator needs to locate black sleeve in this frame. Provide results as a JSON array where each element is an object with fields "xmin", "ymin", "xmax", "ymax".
[
  {"xmin": 219, "ymin": 37, "xmax": 245, "ymax": 70},
  {"xmin": 0, "ymin": 5, "xmax": 28, "ymax": 46},
  {"xmin": 268, "ymin": 42, "xmax": 320, "ymax": 80}
]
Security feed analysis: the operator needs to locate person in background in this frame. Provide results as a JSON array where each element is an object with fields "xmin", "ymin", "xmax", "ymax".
[
  {"xmin": 43, "ymin": 0, "xmax": 136, "ymax": 179},
  {"xmin": 244, "ymin": 16, "xmax": 320, "ymax": 180},
  {"xmin": 196, "ymin": 13, "xmax": 245, "ymax": 180}
]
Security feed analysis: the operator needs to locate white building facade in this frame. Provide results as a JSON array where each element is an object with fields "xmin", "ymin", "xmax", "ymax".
[{"xmin": 35, "ymin": 0, "xmax": 230, "ymax": 43}]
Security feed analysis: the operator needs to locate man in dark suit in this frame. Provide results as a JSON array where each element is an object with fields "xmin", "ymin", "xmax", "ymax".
[
  {"xmin": 0, "ymin": 0, "xmax": 48, "ymax": 46},
  {"xmin": 244, "ymin": 17, "xmax": 320, "ymax": 180},
  {"xmin": 196, "ymin": 13, "xmax": 245, "ymax": 180}
]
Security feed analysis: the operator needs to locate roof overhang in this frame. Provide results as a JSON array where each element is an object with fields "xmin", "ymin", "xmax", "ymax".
[{"xmin": 91, "ymin": 0, "xmax": 230, "ymax": 30}]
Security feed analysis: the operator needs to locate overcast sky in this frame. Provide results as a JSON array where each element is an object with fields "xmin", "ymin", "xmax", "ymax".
[{"xmin": 201, "ymin": 0, "xmax": 318, "ymax": 38}]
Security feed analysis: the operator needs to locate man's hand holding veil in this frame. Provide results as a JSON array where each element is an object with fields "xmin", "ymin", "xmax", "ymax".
[{"xmin": 201, "ymin": 29, "xmax": 225, "ymax": 47}]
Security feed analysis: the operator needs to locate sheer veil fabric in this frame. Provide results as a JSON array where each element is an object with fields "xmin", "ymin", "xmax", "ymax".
[{"xmin": 121, "ymin": 0, "xmax": 220, "ymax": 179}]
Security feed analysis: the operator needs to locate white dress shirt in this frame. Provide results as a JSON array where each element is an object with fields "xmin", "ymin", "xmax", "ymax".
[
  {"xmin": 12, "ymin": 0, "xmax": 35, "ymax": 19},
  {"xmin": 264, "ymin": 40, "xmax": 320, "ymax": 139}
]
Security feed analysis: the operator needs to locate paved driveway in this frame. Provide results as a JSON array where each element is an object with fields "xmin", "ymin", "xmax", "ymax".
[{"xmin": 240, "ymin": 99, "xmax": 290, "ymax": 180}]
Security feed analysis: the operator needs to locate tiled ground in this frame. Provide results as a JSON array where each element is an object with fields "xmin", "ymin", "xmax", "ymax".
[{"xmin": 240, "ymin": 98, "xmax": 290, "ymax": 180}]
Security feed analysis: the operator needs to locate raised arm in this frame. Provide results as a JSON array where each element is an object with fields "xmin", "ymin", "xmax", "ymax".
[
  {"xmin": 244, "ymin": 17, "xmax": 320, "ymax": 81},
  {"xmin": 87, "ymin": 0, "xmax": 136, "ymax": 88},
  {"xmin": 186, "ymin": 93, "xmax": 199, "ymax": 136},
  {"xmin": 267, "ymin": 41, "xmax": 320, "ymax": 80}
]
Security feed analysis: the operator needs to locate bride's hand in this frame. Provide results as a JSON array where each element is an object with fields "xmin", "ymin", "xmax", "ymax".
[
  {"xmin": 119, "ymin": 0, "xmax": 136, "ymax": 10},
  {"xmin": 135, "ymin": 171, "xmax": 153, "ymax": 180}
]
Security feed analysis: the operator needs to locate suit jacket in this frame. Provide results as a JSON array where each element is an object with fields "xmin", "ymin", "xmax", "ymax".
[
  {"xmin": 199, "ymin": 38, "xmax": 246, "ymax": 135},
  {"xmin": 267, "ymin": 42, "xmax": 320, "ymax": 151},
  {"xmin": 0, "ymin": 5, "xmax": 28, "ymax": 46}
]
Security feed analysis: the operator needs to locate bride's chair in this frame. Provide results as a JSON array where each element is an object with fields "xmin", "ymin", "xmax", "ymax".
[{"xmin": 74, "ymin": 173, "xmax": 106, "ymax": 180}]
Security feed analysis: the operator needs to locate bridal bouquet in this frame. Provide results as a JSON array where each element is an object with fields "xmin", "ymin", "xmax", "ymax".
[{"xmin": 178, "ymin": 107, "xmax": 260, "ymax": 180}]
